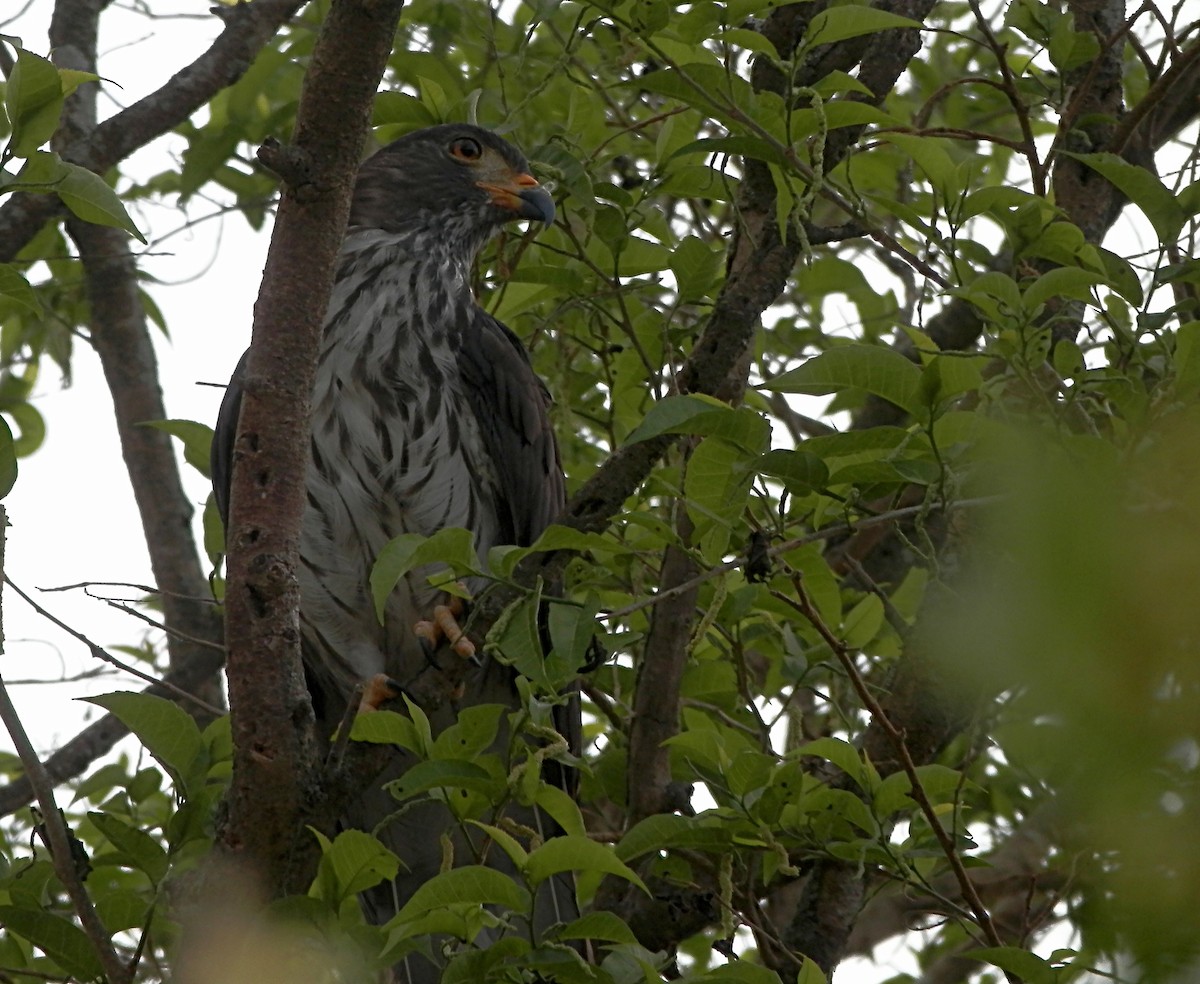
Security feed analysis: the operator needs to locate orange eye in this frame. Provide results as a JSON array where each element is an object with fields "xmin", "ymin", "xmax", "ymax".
[{"xmin": 449, "ymin": 137, "xmax": 483, "ymax": 161}]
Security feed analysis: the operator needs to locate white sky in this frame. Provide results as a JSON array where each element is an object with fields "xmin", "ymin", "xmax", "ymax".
[{"xmin": 3, "ymin": 3, "xmax": 268, "ymax": 750}]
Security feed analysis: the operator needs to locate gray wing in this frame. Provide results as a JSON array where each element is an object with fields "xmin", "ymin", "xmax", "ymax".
[
  {"xmin": 458, "ymin": 310, "xmax": 565, "ymax": 547},
  {"xmin": 457, "ymin": 310, "xmax": 579, "ymax": 790},
  {"xmin": 211, "ymin": 349, "xmax": 249, "ymax": 528}
]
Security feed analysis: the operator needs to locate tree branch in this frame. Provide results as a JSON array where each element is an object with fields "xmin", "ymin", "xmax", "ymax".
[
  {"xmin": 3, "ymin": 576, "xmax": 223, "ymax": 716},
  {"xmin": 54, "ymin": 0, "xmax": 225, "ymax": 714},
  {"xmin": 772, "ymin": 575, "xmax": 1011, "ymax": 980},
  {"xmin": 70, "ymin": 220, "xmax": 227, "ymax": 701},
  {"xmin": 0, "ymin": 0, "xmax": 305, "ymax": 264},
  {"xmin": 218, "ymin": 0, "xmax": 406, "ymax": 897},
  {"xmin": 627, "ymin": 505, "xmax": 698, "ymax": 826},
  {"xmin": 0, "ymin": 507, "xmax": 132, "ymax": 984}
]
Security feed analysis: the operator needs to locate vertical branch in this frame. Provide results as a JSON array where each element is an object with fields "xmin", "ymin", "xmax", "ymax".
[
  {"xmin": 70, "ymin": 220, "xmax": 226, "ymax": 708},
  {"xmin": 627, "ymin": 506, "xmax": 699, "ymax": 826},
  {"xmin": 219, "ymin": 0, "xmax": 406, "ymax": 896},
  {"xmin": 53, "ymin": 0, "xmax": 225, "ymax": 715}
]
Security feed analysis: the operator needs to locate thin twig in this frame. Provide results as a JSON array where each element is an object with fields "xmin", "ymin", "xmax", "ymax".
[
  {"xmin": 0, "ymin": 509, "xmax": 132, "ymax": 984},
  {"xmin": 94, "ymin": 596, "xmax": 227, "ymax": 654},
  {"xmin": 4, "ymin": 576, "xmax": 224, "ymax": 717},
  {"xmin": 965, "ymin": 0, "xmax": 1045, "ymax": 196},
  {"xmin": 603, "ymin": 495, "xmax": 1002, "ymax": 622},
  {"xmin": 772, "ymin": 572, "xmax": 1014, "ymax": 971}
]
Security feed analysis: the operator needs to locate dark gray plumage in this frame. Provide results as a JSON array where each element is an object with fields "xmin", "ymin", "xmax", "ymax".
[{"xmin": 212, "ymin": 124, "xmax": 571, "ymax": 980}]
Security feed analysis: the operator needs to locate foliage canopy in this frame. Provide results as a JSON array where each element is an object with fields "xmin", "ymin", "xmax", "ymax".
[{"xmin": 1, "ymin": 0, "xmax": 1199, "ymax": 982}]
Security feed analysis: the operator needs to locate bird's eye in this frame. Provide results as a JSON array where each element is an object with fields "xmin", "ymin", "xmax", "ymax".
[{"xmin": 449, "ymin": 137, "xmax": 483, "ymax": 162}]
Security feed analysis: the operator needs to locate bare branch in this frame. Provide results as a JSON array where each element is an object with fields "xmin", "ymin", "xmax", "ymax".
[
  {"xmin": 0, "ymin": 507, "xmax": 132, "ymax": 984},
  {"xmin": 772, "ymin": 574, "xmax": 1013, "ymax": 979},
  {"xmin": 4, "ymin": 576, "xmax": 223, "ymax": 716},
  {"xmin": 627, "ymin": 505, "xmax": 698, "ymax": 826},
  {"xmin": 0, "ymin": 0, "xmax": 305, "ymax": 263}
]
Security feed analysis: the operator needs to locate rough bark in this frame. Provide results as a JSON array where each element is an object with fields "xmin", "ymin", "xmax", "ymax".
[{"xmin": 218, "ymin": 0, "xmax": 406, "ymax": 897}]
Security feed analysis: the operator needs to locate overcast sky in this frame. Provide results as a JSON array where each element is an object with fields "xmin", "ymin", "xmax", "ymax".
[{"xmin": 3, "ymin": 4, "xmax": 269, "ymax": 752}]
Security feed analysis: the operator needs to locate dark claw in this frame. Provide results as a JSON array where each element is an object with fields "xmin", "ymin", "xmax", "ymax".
[
  {"xmin": 418, "ymin": 634, "xmax": 438, "ymax": 666},
  {"xmin": 383, "ymin": 676, "xmax": 406, "ymax": 697}
]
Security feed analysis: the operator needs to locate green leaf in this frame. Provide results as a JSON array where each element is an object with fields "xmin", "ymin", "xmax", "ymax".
[
  {"xmin": 686, "ymin": 436, "xmax": 757, "ymax": 563},
  {"xmin": 535, "ymin": 783, "xmax": 588, "ymax": 839},
  {"xmin": 796, "ymin": 955, "xmax": 829, "ymax": 984},
  {"xmin": 387, "ymin": 865, "xmax": 531, "ymax": 926},
  {"xmin": 1022, "ymin": 266, "xmax": 1105, "ymax": 311},
  {"xmin": 630, "ymin": 397, "xmax": 770, "ymax": 453},
  {"xmin": 94, "ymin": 889, "xmax": 151, "ymax": 933},
  {"xmin": 1095, "ymin": 247, "xmax": 1144, "ymax": 306},
  {"xmin": 370, "ymin": 527, "xmax": 480, "ymax": 622},
  {"xmin": 671, "ymin": 135, "xmax": 788, "ymax": 167},
  {"xmin": 0, "ymin": 416, "xmax": 17, "ymax": 499},
  {"xmin": 7, "ymin": 401, "xmax": 45, "ymax": 458},
  {"xmin": 615, "ymin": 813, "xmax": 732, "ymax": 862},
  {"xmin": 349, "ymin": 708, "xmax": 423, "ymax": 752},
  {"xmin": 670, "ymin": 234, "xmax": 723, "ymax": 302},
  {"xmin": 484, "ymin": 584, "xmax": 547, "ymax": 686},
  {"xmin": 466, "ymin": 821, "xmax": 529, "ymax": 870},
  {"xmin": 385, "ymin": 759, "xmax": 499, "ymax": 800},
  {"xmin": 83, "ymin": 692, "xmax": 207, "ymax": 794},
  {"xmin": 840, "ymin": 594, "xmax": 884, "ymax": 648},
  {"xmin": 432, "ymin": 703, "xmax": 505, "ymax": 760},
  {"xmin": 876, "ymin": 133, "xmax": 957, "ymax": 194},
  {"xmin": 805, "ymin": 6, "xmax": 924, "ymax": 46},
  {"xmin": 792, "ymin": 737, "xmax": 868, "ymax": 790},
  {"xmin": 966, "ymin": 947, "xmax": 1056, "ymax": 984},
  {"xmin": 55, "ymin": 162, "xmax": 147, "ymax": 242},
  {"xmin": 312, "ymin": 828, "xmax": 399, "ymax": 904},
  {"xmin": 919, "ymin": 354, "xmax": 985, "ymax": 408},
  {"xmin": 88, "ymin": 811, "xmax": 169, "ymax": 883},
  {"xmin": 526, "ymin": 835, "xmax": 647, "ymax": 892},
  {"xmin": 757, "ymin": 448, "xmax": 829, "ymax": 494},
  {"xmin": 694, "ymin": 963, "xmax": 785, "ymax": 984},
  {"xmin": 1062, "ymin": 151, "xmax": 1185, "ymax": 243},
  {"xmin": 0, "ymin": 905, "xmax": 104, "ymax": 980},
  {"xmin": 764, "ymin": 345, "xmax": 924, "ymax": 417},
  {"xmin": 875, "ymin": 764, "xmax": 964, "ymax": 815},
  {"xmin": 1173, "ymin": 321, "xmax": 1200, "ymax": 396},
  {"xmin": 552, "ymin": 910, "xmax": 639, "ymax": 944},
  {"xmin": 57, "ymin": 69, "xmax": 99, "ymax": 100},
  {"xmin": 0, "ymin": 263, "xmax": 42, "ymax": 316},
  {"xmin": 525, "ymin": 524, "xmax": 633, "ymax": 557},
  {"xmin": 5, "ymin": 48, "xmax": 65, "ymax": 157},
  {"xmin": 141, "ymin": 419, "xmax": 214, "ymax": 479},
  {"xmin": 547, "ymin": 596, "xmax": 601, "ymax": 671}
]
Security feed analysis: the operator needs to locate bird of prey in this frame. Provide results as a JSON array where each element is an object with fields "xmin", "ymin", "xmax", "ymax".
[{"xmin": 211, "ymin": 123, "xmax": 572, "ymax": 980}]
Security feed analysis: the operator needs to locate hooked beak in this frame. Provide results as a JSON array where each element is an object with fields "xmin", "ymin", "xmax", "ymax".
[{"xmin": 477, "ymin": 172, "xmax": 555, "ymax": 228}]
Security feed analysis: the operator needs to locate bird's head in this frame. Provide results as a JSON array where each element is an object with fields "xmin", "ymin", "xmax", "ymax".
[{"xmin": 349, "ymin": 123, "xmax": 555, "ymax": 239}]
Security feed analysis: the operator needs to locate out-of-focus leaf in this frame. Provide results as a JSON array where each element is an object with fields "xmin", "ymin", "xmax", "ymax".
[{"xmin": 5, "ymin": 48, "xmax": 64, "ymax": 157}]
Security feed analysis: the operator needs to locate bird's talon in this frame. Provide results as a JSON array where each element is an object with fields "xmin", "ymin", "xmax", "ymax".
[
  {"xmin": 414, "ymin": 621, "xmax": 439, "ymax": 664},
  {"xmin": 359, "ymin": 673, "xmax": 404, "ymax": 713},
  {"xmin": 412, "ymin": 591, "xmax": 476, "ymax": 662}
]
